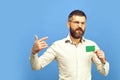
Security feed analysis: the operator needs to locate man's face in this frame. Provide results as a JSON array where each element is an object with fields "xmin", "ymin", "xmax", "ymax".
[{"xmin": 68, "ymin": 15, "xmax": 86, "ymax": 39}]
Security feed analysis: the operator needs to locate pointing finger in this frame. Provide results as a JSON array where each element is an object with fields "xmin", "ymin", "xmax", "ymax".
[{"xmin": 39, "ymin": 37, "xmax": 48, "ymax": 41}]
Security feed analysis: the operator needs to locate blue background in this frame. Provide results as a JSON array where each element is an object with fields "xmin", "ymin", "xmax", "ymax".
[{"xmin": 0, "ymin": 0, "xmax": 119, "ymax": 80}]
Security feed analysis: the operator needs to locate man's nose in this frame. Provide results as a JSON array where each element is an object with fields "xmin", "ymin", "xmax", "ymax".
[{"xmin": 78, "ymin": 23, "xmax": 82, "ymax": 27}]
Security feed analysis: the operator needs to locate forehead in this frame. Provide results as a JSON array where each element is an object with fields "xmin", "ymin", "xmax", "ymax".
[{"xmin": 72, "ymin": 15, "xmax": 86, "ymax": 21}]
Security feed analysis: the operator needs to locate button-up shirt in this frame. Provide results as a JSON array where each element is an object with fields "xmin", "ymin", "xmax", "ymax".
[{"xmin": 30, "ymin": 35, "xmax": 109, "ymax": 80}]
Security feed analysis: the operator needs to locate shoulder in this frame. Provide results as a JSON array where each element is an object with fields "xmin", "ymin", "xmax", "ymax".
[
  {"xmin": 85, "ymin": 38, "xmax": 97, "ymax": 44},
  {"xmin": 53, "ymin": 38, "xmax": 66, "ymax": 45},
  {"xmin": 48, "ymin": 38, "xmax": 66, "ymax": 50}
]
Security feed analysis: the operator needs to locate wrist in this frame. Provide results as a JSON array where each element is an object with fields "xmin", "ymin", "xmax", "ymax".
[{"xmin": 32, "ymin": 49, "xmax": 37, "ymax": 55}]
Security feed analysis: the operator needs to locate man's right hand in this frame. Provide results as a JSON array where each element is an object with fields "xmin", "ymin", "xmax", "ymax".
[{"xmin": 32, "ymin": 35, "xmax": 48, "ymax": 55}]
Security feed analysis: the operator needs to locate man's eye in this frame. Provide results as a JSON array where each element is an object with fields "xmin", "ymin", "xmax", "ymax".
[{"xmin": 81, "ymin": 22, "xmax": 85, "ymax": 24}]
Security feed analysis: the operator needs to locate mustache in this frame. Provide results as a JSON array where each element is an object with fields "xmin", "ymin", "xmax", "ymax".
[{"xmin": 75, "ymin": 27, "xmax": 84, "ymax": 33}]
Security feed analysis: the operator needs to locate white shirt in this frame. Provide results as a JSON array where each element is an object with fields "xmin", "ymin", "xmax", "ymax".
[{"xmin": 30, "ymin": 35, "xmax": 109, "ymax": 80}]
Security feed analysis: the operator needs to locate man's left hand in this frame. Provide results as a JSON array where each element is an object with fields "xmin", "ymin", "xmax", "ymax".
[{"xmin": 94, "ymin": 50, "xmax": 106, "ymax": 64}]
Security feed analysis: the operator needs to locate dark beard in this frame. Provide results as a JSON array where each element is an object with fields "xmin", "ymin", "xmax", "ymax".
[{"xmin": 70, "ymin": 27, "xmax": 85, "ymax": 39}]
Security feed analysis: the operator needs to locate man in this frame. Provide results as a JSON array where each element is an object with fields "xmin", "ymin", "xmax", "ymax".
[{"xmin": 30, "ymin": 10, "xmax": 109, "ymax": 80}]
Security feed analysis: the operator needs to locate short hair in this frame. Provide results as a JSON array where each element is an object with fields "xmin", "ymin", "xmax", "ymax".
[{"xmin": 68, "ymin": 10, "xmax": 87, "ymax": 21}]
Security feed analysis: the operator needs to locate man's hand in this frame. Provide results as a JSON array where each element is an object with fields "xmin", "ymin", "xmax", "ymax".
[
  {"xmin": 32, "ymin": 35, "xmax": 48, "ymax": 55},
  {"xmin": 94, "ymin": 50, "xmax": 106, "ymax": 64}
]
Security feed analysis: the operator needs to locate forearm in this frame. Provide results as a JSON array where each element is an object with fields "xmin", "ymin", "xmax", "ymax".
[
  {"xmin": 30, "ymin": 53, "xmax": 42, "ymax": 70},
  {"xmin": 98, "ymin": 61, "xmax": 109, "ymax": 76}
]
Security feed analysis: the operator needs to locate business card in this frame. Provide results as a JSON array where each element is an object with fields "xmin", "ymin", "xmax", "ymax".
[{"xmin": 86, "ymin": 45, "xmax": 95, "ymax": 52}]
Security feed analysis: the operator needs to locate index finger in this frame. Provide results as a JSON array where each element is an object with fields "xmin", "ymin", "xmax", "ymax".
[
  {"xmin": 39, "ymin": 36, "xmax": 48, "ymax": 41},
  {"xmin": 94, "ymin": 49, "xmax": 100, "ymax": 53}
]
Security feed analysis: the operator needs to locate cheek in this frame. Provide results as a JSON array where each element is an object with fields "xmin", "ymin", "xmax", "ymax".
[
  {"xmin": 71, "ymin": 24, "xmax": 78, "ymax": 29},
  {"xmin": 68, "ymin": 24, "xmax": 75, "ymax": 29},
  {"xmin": 70, "ymin": 26, "xmax": 77, "ymax": 31},
  {"xmin": 81, "ymin": 25, "xmax": 86, "ymax": 30}
]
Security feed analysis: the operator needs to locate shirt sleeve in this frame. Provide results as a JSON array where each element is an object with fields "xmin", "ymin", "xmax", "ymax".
[
  {"xmin": 30, "ymin": 43, "xmax": 57, "ymax": 70},
  {"xmin": 30, "ymin": 53, "xmax": 42, "ymax": 70},
  {"xmin": 92, "ymin": 43, "xmax": 109, "ymax": 76},
  {"xmin": 92, "ymin": 54, "xmax": 109, "ymax": 76}
]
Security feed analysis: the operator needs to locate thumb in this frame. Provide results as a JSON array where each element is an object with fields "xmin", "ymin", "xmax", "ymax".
[{"xmin": 35, "ymin": 35, "xmax": 39, "ymax": 40}]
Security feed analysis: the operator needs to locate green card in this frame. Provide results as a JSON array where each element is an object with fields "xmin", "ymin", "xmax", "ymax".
[{"xmin": 86, "ymin": 46, "xmax": 95, "ymax": 52}]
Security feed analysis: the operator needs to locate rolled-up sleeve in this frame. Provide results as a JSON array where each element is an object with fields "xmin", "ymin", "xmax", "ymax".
[
  {"xmin": 92, "ymin": 54, "xmax": 109, "ymax": 76},
  {"xmin": 30, "ymin": 53, "xmax": 42, "ymax": 70}
]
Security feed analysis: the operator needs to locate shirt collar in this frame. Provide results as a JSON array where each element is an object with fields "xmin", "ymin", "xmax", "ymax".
[{"xmin": 65, "ymin": 34, "xmax": 86, "ymax": 44}]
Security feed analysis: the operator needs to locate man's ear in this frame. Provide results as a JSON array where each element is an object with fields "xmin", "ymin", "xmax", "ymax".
[{"xmin": 67, "ymin": 22, "xmax": 70, "ymax": 29}]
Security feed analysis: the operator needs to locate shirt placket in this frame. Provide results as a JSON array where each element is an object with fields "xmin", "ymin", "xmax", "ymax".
[
  {"xmin": 73, "ymin": 45, "xmax": 81, "ymax": 80},
  {"xmin": 76, "ymin": 44, "xmax": 83, "ymax": 80}
]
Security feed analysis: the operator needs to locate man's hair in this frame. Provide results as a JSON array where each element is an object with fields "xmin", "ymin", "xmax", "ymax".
[{"xmin": 68, "ymin": 10, "xmax": 87, "ymax": 21}]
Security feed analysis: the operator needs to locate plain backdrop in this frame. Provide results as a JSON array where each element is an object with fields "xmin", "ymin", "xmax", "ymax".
[{"xmin": 0, "ymin": 0, "xmax": 120, "ymax": 80}]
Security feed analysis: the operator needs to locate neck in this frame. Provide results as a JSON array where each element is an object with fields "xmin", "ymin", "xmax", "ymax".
[{"xmin": 70, "ymin": 35, "xmax": 82, "ymax": 45}]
